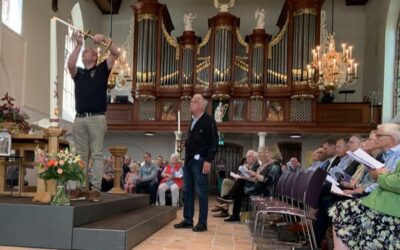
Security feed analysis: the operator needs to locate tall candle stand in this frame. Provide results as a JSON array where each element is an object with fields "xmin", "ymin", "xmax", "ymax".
[{"xmin": 175, "ymin": 131, "xmax": 183, "ymax": 158}]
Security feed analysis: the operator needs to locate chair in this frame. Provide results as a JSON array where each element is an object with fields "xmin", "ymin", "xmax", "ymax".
[
  {"xmin": 251, "ymin": 172, "xmax": 307, "ymax": 246},
  {"xmin": 251, "ymin": 168, "xmax": 327, "ymax": 250}
]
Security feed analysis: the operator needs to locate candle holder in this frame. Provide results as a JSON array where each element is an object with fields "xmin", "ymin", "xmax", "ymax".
[{"xmin": 175, "ymin": 131, "xmax": 183, "ymax": 158}]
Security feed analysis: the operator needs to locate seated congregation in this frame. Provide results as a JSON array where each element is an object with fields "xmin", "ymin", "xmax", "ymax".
[
  {"xmin": 100, "ymin": 152, "xmax": 183, "ymax": 206},
  {"xmin": 82, "ymin": 122, "xmax": 400, "ymax": 249},
  {"xmin": 210, "ymin": 122, "xmax": 400, "ymax": 249}
]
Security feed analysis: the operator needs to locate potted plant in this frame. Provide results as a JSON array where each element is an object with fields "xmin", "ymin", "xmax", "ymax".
[{"xmin": 0, "ymin": 92, "xmax": 31, "ymax": 133}]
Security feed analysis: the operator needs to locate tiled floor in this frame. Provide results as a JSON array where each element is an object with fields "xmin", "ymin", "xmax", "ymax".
[
  {"xmin": 0, "ymin": 196, "xmax": 255, "ymax": 250},
  {"xmin": 134, "ymin": 197, "xmax": 254, "ymax": 250}
]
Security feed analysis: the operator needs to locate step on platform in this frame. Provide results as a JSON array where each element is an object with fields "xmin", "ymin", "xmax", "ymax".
[
  {"xmin": 73, "ymin": 206, "xmax": 177, "ymax": 250},
  {"xmin": 0, "ymin": 193, "xmax": 178, "ymax": 249}
]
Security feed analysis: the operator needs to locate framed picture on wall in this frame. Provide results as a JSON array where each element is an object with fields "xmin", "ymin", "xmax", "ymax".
[
  {"xmin": 266, "ymin": 100, "xmax": 284, "ymax": 122},
  {"xmin": 0, "ymin": 130, "xmax": 12, "ymax": 156},
  {"xmin": 161, "ymin": 101, "xmax": 177, "ymax": 121}
]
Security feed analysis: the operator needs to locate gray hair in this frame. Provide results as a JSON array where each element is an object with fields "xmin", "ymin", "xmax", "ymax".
[
  {"xmin": 170, "ymin": 153, "xmax": 180, "ymax": 160},
  {"xmin": 377, "ymin": 123, "xmax": 400, "ymax": 143},
  {"xmin": 193, "ymin": 94, "xmax": 208, "ymax": 110},
  {"xmin": 246, "ymin": 149, "xmax": 258, "ymax": 160}
]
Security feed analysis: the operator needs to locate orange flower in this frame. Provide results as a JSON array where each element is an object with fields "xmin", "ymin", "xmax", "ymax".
[
  {"xmin": 47, "ymin": 159, "xmax": 57, "ymax": 168},
  {"xmin": 78, "ymin": 160, "xmax": 84, "ymax": 169}
]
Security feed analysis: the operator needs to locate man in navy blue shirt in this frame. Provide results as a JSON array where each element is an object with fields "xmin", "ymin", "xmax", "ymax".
[{"xmin": 67, "ymin": 31, "xmax": 119, "ymax": 202}]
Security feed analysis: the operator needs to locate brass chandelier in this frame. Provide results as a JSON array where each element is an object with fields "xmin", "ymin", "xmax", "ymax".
[{"xmin": 307, "ymin": 0, "xmax": 358, "ymax": 91}]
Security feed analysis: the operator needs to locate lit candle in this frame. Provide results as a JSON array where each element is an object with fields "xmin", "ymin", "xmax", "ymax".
[
  {"xmin": 354, "ymin": 63, "xmax": 358, "ymax": 76},
  {"xmin": 349, "ymin": 46, "xmax": 353, "ymax": 59},
  {"xmin": 177, "ymin": 110, "xmax": 181, "ymax": 133},
  {"xmin": 307, "ymin": 65, "xmax": 311, "ymax": 79},
  {"xmin": 342, "ymin": 43, "xmax": 346, "ymax": 55},
  {"xmin": 50, "ymin": 17, "xmax": 58, "ymax": 125}
]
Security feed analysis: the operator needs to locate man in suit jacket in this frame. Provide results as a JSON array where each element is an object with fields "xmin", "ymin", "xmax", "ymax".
[{"xmin": 174, "ymin": 94, "xmax": 218, "ymax": 232}]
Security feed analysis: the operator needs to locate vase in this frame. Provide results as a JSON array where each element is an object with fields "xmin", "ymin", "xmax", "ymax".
[{"xmin": 51, "ymin": 183, "xmax": 70, "ymax": 206}]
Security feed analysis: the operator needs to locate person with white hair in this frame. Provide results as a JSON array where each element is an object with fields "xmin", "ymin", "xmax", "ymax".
[
  {"xmin": 328, "ymin": 124, "xmax": 400, "ymax": 249},
  {"xmin": 158, "ymin": 153, "xmax": 183, "ymax": 206},
  {"xmin": 174, "ymin": 94, "xmax": 219, "ymax": 232}
]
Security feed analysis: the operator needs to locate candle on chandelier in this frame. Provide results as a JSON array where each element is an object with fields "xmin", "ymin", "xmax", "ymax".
[
  {"xmin": 354, "ymin": 63, "xmax": 358, "ymax": 76},
  {"xmin": 177, "ymin": 110, "xmax": 181, "ymax": 133},
  {"xmin": 349, "ymin": 46, "xmax": 353, "ymax": 59},
  {"xmin": 312, "ymin": 49, "xmax": 317, "ymax": 61},
  {"xmin": 342, "ymin": 43, "xmax": 346, "ymax": 55}
]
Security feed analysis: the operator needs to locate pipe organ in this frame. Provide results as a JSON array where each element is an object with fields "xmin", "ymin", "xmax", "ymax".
[{"xmin": 126, "ymin": 0, "xmax": 328, "ymax": 126}]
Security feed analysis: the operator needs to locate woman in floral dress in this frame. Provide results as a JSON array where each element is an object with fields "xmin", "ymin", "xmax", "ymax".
[{"xmin": 328, "ymin": 163, "xmax": 400, "ymax": 249}]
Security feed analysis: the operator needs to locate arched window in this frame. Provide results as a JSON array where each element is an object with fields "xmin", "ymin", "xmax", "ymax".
[{"xmin": 1, "ymin": 0, "xmax": 23, "ymax": 34}]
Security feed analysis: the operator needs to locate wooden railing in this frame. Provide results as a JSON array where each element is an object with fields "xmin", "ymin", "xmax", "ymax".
[{"xmin": 106, "ymin": 102, "xmax": 381, "ymax": 134}]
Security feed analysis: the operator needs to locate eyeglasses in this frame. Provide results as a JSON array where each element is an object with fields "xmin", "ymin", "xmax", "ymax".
[
  {"xmin": 376, "ymin": 133, "xmax": 392, "ymax": 139},
  {"xmin": 348, "ymin": 141, "xmax": 361, "ymax": 144}
]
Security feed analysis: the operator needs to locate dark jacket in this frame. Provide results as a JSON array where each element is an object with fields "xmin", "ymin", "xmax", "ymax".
[{"xmin": 185, "ymin": 113, "xmax": 218, "ymax": 163}]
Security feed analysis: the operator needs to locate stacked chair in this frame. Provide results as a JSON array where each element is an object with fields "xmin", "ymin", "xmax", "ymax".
[{"xmin": 249, "ymin": 168, "xmax": 327, "ymax": 250}]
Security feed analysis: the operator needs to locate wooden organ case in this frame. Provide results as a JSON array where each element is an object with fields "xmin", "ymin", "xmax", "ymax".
[{"xmin": 105, "ymin": 0, "xmax": 380, "ymax": 133}]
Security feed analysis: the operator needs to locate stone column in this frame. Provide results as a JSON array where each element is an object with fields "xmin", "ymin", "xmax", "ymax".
[
  {"xmin": 32, "ymin": 127, "xmax": 65, "ymax": 203},
  {"xmin": 108, "ymin": 146, "xmax": 127, "ymax": 194},
  {"xmin": 258, "ymin": 132, "xmax": 267, "ymax": 149}
]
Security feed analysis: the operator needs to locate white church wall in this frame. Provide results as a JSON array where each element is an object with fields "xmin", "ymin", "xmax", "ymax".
[
  {"xmin": 363, "ymin": 0, "xmax": 390, "ymax": 117},
  {"xmin": 103, "ymin": 132, "xmax": 254, "ymax": 164}
]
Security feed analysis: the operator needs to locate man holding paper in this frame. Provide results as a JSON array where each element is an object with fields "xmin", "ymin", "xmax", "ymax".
[
  {"xmin": 341, "ymin": 131, "xmax": 382, "ymax": 195},
  {"xmin": 212, "ymin": 150, "xmax": 259, "ymax": 218},
  {"xmin": 361, "ymin": 123, "xmax": 400, "ymax": 193}
]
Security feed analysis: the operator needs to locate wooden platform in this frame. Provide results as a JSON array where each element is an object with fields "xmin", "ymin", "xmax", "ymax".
[{"xmin": 0, "ymin": 193, "xmax": 178, "ymax": 250}]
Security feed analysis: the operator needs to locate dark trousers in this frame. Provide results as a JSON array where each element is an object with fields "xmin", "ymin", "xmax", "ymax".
[
  {"xmin": 136, "ymin": 179, "xmax": 158, "ymax": 204},
  {"xmin": 227, "ymin": 179, "xmax": 246, "ymax": 218},
  {"xmin": 314, "ymin": 192, "xmax": 347, "ymax": 247},
  {"xmin": 101, "ymin": 178, "xmax": 114, "ymax": 192},
  {"xmin": 183, "ymin": 158, "xmax": 208, "ymax": 226}
]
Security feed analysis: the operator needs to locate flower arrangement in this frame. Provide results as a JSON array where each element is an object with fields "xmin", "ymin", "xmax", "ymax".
[
  {"xmin": 0, "ymin": 92, "xmax": 30, "ymax": 132},
  {"xmin": 35, "ymin": 147, "xmax": 85, "ymax": 185}
]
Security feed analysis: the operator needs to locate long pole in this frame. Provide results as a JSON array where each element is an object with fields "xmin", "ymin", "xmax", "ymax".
[{"xmin": 52, "ymin": 16, "xmax": 110, "ymax": 47}]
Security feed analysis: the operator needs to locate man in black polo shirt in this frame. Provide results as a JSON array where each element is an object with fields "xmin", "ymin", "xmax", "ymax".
[
  {"xmin": 174, "ymin": 94, "xmax": 218, "ymax": 232},
  {"xmin": 67, "ymin": 31, "xmax": 119, "ymax": 201}
]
